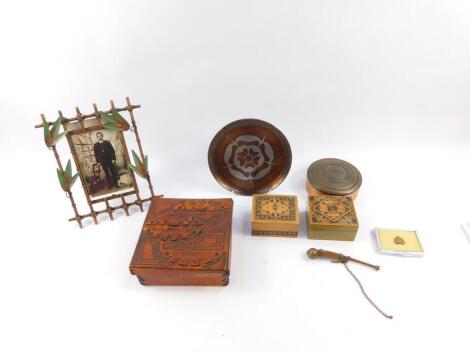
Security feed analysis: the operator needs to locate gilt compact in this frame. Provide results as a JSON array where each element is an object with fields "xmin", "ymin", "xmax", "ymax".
[{"xmin": 129, "ymin": 198, "xmax": 233, "ymax": 286}]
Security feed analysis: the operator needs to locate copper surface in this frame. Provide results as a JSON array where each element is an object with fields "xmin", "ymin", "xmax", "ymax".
[{"xmin": 208, "ymin": 119, "xmax": 292, "ymax": 195}]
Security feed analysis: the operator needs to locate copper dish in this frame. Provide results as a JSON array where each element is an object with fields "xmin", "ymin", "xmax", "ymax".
[{"xmin": 208, "ymin": 119, "xmax": 292, "ymax": 195}]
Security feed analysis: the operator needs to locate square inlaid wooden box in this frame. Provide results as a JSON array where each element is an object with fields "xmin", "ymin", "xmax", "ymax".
[
  {"xmin": 252, "ymin": 194, "xmax": 299, "ymax": 237},
  {"xmin": 307, "ymin": 195, "xmax": 359, "ymax": 241}
]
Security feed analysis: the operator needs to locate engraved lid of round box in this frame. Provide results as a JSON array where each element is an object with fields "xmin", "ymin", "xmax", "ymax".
[
  {"xmin": 306, "ymin": 158, "xmax": 362, "ymax": 200},
  {"xmin": 208, "ymin": 119, "xmax": 292, "ymax": 195}
]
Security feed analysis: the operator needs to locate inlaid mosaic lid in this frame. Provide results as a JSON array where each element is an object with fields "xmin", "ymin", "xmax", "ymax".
[
  {"xmin": 252, "ymin": 194, "xmax": 299, "ymax": 224},
  {"xmin": 308, "ymin": 195, "xmax": 358, "ymax": 228},
  {"xmin": 208, "ymin": 119, "xmax": 292, "ymax": 195},
  {"xmin": 307, "ymin": 158, "xmax": 362, "ymax": 196}
]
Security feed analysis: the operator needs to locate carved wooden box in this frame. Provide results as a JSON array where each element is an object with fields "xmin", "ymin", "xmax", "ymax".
[
  {"xmin": 307, "ymin": 196, "xmax": 359, "ymax": 241},
  {"xmin": 129, "ymin": 198, "xmax": 233, "ymax": 286},
  {"xmin": 251, "ymin": 194, "xmax": 299, "ymax": 237}
]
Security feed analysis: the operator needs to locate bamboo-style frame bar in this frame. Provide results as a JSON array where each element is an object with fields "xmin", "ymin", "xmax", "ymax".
[{"xmin": 35, "ymin": 97, "xmax": 162, "ymax": 228}]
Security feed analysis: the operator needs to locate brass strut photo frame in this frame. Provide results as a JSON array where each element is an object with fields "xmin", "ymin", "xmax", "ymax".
[{"xmin": 35, "ymin": 97, "xmax": 162, "ymax": 228}]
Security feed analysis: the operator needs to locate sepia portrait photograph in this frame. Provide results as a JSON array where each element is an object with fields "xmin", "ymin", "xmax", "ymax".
[{"xmin": 69, "ymin": 127, "xmax": 136, "ymax": 199}]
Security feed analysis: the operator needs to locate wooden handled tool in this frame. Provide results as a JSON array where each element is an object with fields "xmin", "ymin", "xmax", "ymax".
[{"xmin": 307, "ymin": 248, "xmax": 380, "ymax": 271}]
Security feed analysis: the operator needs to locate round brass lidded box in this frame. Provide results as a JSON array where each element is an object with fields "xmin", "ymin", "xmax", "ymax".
[
  {"xmin": 208, "ymin": 119, "xmax": 292, "ymax": 195},
  {"xmin": 306, "ymin": 158, "xmax": 362, "ymax": 199}
]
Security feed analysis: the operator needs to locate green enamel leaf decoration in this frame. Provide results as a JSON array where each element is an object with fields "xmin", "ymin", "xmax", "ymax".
[
  {"xmin": 57, "ymin": 159, "xmax": 79, "ymax": 192},
  {"xmin": 102, "ymin": 124, "xmax": 120, "ymax": 131},
  {"xmin": 128, "ymin": 150, "xmax": 149, "ymax": 178},
  {"xmin": 65, "ymin": 159, "xmax": 72, "ymax": 176},
  {"xmin": 44, "ymin": 117, "xmax": 66, "ymax": 148},
  {"xmin": 56, "ymin": 168, "xmax": 65, "ymax": 186},
  {"xmin": 70, "ymin": 172, "xmax": 80, "ymax": 186},
  {"xmin": 132, "ymin": 150, "xmax": 142, "ymax": 168},
  {"xmin": 99, "ymin": 110, "xmax": 130, "ymax": 131},
  {"xmin": 143, "ymin": 155, "xmax": 148, "ymax": 170}
]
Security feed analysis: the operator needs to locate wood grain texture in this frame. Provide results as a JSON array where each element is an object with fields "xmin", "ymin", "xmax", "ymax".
[{"xmin": 130, "ymin": 198, "xmax": 233, "ymax": 286}]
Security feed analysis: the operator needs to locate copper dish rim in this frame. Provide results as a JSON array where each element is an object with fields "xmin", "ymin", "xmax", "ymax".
[{"xmin": 208, "ymin": 118, "xmax": 292, "ymax": 196}]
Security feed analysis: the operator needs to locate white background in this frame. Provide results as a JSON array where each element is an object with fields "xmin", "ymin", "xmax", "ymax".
[{"xmin": 1, "ymin": 1, "xmax": 469, "ymax": 352}]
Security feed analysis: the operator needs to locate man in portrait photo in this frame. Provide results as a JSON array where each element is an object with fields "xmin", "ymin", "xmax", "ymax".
[{"xmin": 93, "ymin": 131, "xmax": 118, "ymax": 189}]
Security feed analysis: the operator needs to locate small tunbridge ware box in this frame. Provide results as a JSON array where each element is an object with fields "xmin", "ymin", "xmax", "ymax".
[
  {"xmin": 307, "ymin": 195, "xmax": 359, "ymax": 241},
  {"xmin": 251, "ymin": 194, "xmax": 299, "ymax": 238}
]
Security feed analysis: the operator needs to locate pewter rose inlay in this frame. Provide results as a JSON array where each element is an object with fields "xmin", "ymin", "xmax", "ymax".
[{"xmin": 224, "ymin": 135, "xmax": 274, "ymax": 181}]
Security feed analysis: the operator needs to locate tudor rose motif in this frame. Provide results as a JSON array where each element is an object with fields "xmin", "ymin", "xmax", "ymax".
[{"xmin": 224, "ymin": 135, "xmax": 274, "ymax": 181}]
